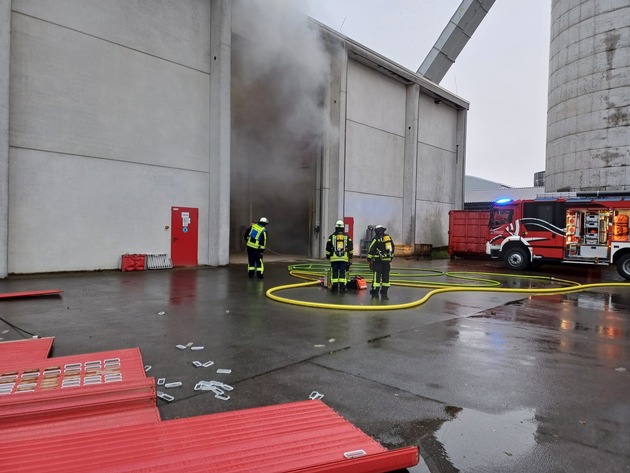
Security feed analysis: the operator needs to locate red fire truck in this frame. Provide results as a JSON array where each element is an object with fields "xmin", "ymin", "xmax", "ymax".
[{"xmin": 485, "ymin": 194, "xmax": 630, "ymax": 280}]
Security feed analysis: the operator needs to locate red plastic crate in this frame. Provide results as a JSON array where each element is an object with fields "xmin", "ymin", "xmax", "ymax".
[{"xmin": 121, "ymin": 254, "xmax": 146, "ymax": 271}]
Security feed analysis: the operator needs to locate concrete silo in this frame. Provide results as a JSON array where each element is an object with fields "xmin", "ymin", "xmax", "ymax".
[{"xmin": 546, "ymin": 0, "xmax": 630, "ymax": 192}]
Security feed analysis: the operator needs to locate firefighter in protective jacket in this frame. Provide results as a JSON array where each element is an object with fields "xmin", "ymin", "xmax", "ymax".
[
  {"xmin": 367, "ymin": 225, "xmax": 395, "ymax": 297},
  {"xmin": 244, "ymin": 217, "xmax": 268, "ymax": 279},
  {"xmin": 325, "ymin": 220, "xmax": 353, "ymax": 293}
]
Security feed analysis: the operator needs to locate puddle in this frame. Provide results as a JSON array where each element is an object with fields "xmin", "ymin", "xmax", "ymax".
[{"xmin": 435, "ymin": 407, "xmax": 537, "ymax": 471}]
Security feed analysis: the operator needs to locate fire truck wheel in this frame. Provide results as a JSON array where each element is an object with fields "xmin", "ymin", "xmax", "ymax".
[
  {"xmin": 503, "ymin": 246, "xmax": 529, "ymax": 271},
  {"xmin": 616, "ymin": 253, "xmax": 630, "ymax": 280}
]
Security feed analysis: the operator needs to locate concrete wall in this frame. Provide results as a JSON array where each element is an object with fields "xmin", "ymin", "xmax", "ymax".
[
  {"xmin": 7, "ymin": 0, "xmax": 216, "ymax": 274},
  {"xmin": 0, "ymin": 0, "xmax": 10, "ymax": 277},
  {"xmin": 339, "ymin": 56, "xmax": 466, "ymax": 251},
  {"xmin": 546, "ymin": 0, "xmax": 630, "ymax": 192},
  {"xmin": 344, "ymin": 61, "xmax": 406, "ymax": 247},
  {"xmin": 416, "ymin": 93, "xmax": 460, "ymax": 246}
]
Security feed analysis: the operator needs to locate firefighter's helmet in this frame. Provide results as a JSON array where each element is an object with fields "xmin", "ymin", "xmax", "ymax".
[
  {"xmin": 375, "ymin": 225, "xmax": 386, "ymax": 232},
  {"xmin": 335, "ymin": 220, "xmax": 344, "ymax": 228},
  {"xmin": 259, "ymin": 217, "xmax": 269, "ymax": 224}
]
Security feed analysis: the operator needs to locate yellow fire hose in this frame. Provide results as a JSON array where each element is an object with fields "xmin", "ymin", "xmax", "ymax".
[{"xmin": 265, "ymin": 262, "xmax": 628, "ymax": 311}]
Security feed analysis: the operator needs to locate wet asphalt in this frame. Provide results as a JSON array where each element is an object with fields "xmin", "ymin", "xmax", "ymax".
[{"xmin": 0, "ymin": 256, "xmax": 629, "ymax": 472}]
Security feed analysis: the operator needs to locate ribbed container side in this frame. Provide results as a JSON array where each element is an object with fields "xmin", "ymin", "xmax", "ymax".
[{"xmin": 546, "ymin": 0, "xmax": 630, "ymax": 192}]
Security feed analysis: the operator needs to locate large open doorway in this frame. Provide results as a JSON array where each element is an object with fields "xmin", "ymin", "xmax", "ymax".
[{"xmin": 229, "ymin": 9, "xmax": 330, "ymax": 258}]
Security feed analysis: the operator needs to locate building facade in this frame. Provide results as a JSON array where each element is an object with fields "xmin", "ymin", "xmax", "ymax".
[{"xmin": 0, "ymin": 0, "xmax": 467, "ymax": 276}]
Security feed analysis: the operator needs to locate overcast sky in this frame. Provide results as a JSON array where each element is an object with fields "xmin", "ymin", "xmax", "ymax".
[{"xmin": 295, "ymin": 1, "xmax": 552, "ymax": 188}]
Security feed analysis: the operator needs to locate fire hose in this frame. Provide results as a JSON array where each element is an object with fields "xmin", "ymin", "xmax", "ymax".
[{"xmin": 265, "ymin": 262, "xmax": 628, "ymax": 311}]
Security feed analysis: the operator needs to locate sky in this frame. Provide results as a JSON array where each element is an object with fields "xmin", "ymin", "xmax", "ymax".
[{"xmin": 295, "ymin": 0, "xmax": 552, "ymax": 189}]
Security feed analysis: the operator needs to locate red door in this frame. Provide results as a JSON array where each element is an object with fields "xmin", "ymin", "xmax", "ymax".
[{"xmin": 171, "ymin": 207, "xmax": 198, "ymax": 267}]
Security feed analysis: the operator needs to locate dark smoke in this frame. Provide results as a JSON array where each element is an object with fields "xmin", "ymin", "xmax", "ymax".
[{"xmin": 231, "ymin": 0, "xmax": 334, "ymax": 255}]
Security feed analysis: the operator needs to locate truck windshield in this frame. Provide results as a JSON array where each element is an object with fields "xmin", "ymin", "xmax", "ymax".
[{"xmin": 490, "ymin": 209, "xmax": 513, "ymax": 227}]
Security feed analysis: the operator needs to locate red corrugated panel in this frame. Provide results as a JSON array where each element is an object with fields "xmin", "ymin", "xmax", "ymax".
[
  {"xmin": 0, "ymin": 338, "xmax": 55, "ymax": 366},
  {"xmin": 0, "ymin": 289, "xmax": 63, "ymax": 299},
  {"xmin": 0, "ymin": 347, "xmax": 146, "ymax": 395},
  {"xmin": 0, "ymin": 400, "xmax": 419, "ymax": 472},
  {"xmin": 0, "ymin": 378, "xmax": 160, "ymax": 439},
  {"xmin": 1, "ymin": 404, "xmax": 161, "ymax": 441}
]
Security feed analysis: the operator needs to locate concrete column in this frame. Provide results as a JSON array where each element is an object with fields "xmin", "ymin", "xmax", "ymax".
[
  {"xmin": 402, "ymin": 84, "xmax": 420, "ymax": 246},
  {"xmin": 208, "ymin": 0, "xmax": 231, "ymax": 266},
  {"xmin": 318, "ymin": 44, "xmax": 347, "ymax": 257},
  {"xmin": 0, "ymin": 0, "xmax": 11, "ymax": 278},
  {"xmin": 454, "ymin": 108, "xmax": 467, "ymax": 209}
]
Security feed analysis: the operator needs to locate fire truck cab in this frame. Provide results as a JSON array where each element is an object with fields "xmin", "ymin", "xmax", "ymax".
[{"xmin": 485, "ymin": 195, "xmax": 630, "ymax": 280}]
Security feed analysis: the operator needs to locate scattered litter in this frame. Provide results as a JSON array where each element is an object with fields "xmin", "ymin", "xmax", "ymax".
[
  {"xmin": 191, "ymin": 346, "xmax": 204, "ymax": 351},
  {"xmin": 164, "ymin": 382, "xmax": 182, "ymax": 388},
  {"xmin": 202, "ymin": 361, "xmax": 215, "ymax": 367},
  {"xmin": 175, "ymin": 345, "xmax": 187, "ymax": 350},
  {"xmin": 144, "ymin": 365, "xmax": 152, "ymax": 372},
  {"xmin": 186, "ymin": 342, "xmax": 194, "ymax": 347},
  {"xmin": 157, "ymin": 378, "xmax": 165, "ymax": 385},
  {"xmin": 226, "ymin": 310, "xmax": 230, "ymax": 314},
  {"xmin": 328, "ymin": 338, "xmax": 336, "ymax": 343},
  {"xmin": 194, "ymin": 380, "xmax": 233, "ymax": 400},
  {"xmin": 157, "ymin": 311, "xmax": 165, "ymax": 316},
  {"xmin": 192, "ymin": 361, "xmax": 203, "ymax": 367},
  {"xmin": 157, "ymin": 391, "xmax": 174, "ymax": 402},
  {"xmin": 309, "ymin": 391, "xmax": 324, "ymax": 400},
  {"xmin": 1, "ymin": 330, "xmax": 8, "ymax": 334},
  {"xmin": 216, "ymin": 369, "xmax": 231, "ymax": 374},
  {"xmin": 314, "ymin": 344, "xmax": 325, "ymax": 348},
  {"xmin": 615, "ymin": 367, "xmax": 626, "ymax": 372}
]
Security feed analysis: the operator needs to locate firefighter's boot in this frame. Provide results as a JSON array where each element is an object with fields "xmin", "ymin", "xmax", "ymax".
[
  {"xmin": 331, "ymin": 283, "xmax": 338, "ymax": 293},
  {"xmin": 370, "ymin": 287, "xmax": 379, "ymax": 296},
  {"xmin": 248, "ymin": 270, "xmax": 255, "ymax": 279},
  {"xmin": 380, "ymin": 287, "xmax": 389, "ymax": 299},
  {"xmin": 339, "ymin": 283, "xmax": 346, "ymax": 293},
  {"xmin": 257, "ymin": 272, "xmax": 264, "ymax": 280}
]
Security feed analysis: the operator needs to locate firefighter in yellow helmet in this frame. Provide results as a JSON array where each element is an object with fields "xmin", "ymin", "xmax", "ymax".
[
  {"xmin": 325, "ymin": 220, "xmax": 353, "ymax": 293},
  {"xmin": 367, "ymin": 225, "xmax": 395, "ymax": 298},
  {"xmin": 244, "ymin": 217, "xmax": 268, "ymax": 279}
]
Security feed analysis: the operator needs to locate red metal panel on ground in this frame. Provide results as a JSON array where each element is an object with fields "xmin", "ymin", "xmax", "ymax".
[
  {"xmin": 0, "ymin": 347, "xmax": 146, "ymax": 394},
  {"xmin": 0, "ymin": 377, "xmax": 156, "ymax": 422},
  {"xmin": 1, "ymin": 403, "xmax": 161, "ymax": 441},
  {"xmin": 0, "ymin": 379, "xmax": 158, "ymax": 444},
  {"xmin": 0, "ymin": 346, "xmax": 160, "ymax": 442},
  {"xmin": 0, "ymin": 400, "xmax": 419, "ymax": 473},
  {"xmin": 0, "ymin": 338, "xmax": 54, "ymax": 366},
  {"xmin": 0, "ymin": 289, "xmax": 63, "ymax": 299}
]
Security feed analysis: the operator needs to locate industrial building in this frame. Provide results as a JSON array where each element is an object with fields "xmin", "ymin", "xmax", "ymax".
[{"xmin": 0, "ymin": 0, "xmax": 468, "ymax": 277}]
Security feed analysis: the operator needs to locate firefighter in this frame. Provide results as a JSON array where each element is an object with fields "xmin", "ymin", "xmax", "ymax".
[
  {"xmin": 367, "ymin": 225, "xmax": 395, "ymax": 298},
  {"xmin": 325, "ymin": 220, "xmax": 353, "ymax": 293},
  {"xmin": 244, "ymin": 217, "xmax": 269, "ymax": 279}
]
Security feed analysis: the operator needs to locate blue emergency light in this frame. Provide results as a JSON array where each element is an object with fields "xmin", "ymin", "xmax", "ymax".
[{"xmin": 495, "ymin": 198, "xmax": 512, "ymax": 204}]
